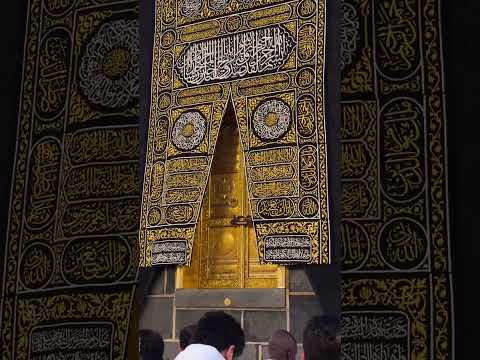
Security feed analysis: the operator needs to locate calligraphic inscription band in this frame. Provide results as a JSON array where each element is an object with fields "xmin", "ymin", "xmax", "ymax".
[
  {"xmin": 175, "ymin": 26, "xmax": 296, "ymax": 86},
  {"xmin": 1, "ymin": 1, "xmax": 140, "ymax": 359},
  {"xmin": 339, "ymin": 0, "xmax": 453, "ymax": 358},
  {"xmin": 140, "ymin": 0, "xmax": 332, "ymax": 266},
  {"xmin": 29, "ymin": 323, "xmax": 113, "ymax": 360},
  {"xmin": 341, "ymin": 312, "xmax": 409, "ymax": 360}
]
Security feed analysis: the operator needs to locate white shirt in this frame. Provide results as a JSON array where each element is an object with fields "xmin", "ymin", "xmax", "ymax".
[{"xmin": 174, "ymin": 344, "xmax": 225, "ymax": 360}]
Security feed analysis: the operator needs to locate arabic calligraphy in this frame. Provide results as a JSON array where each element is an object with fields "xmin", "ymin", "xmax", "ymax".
[
  {"xmin": 166, "ymin": 172, "xmax": 205, "ymax": 189},
  {"xmin": 64, "ymin": 163, "xmax": 139, "ymax": 201},
  {"xmin": 209, "ymin": 0, "xmax": 231, "ymax": 11},
  {"xmin": 158, "ymin": 54, "xmax": 173, "ymax": 86},
  {"xmin": 29, "ymin": 323, "xmax": 113, "ymax": 360},
  {"xmin": 152, "ymin": 240, "xmax": 187, "ymax": 264},
  {"xmin": 246, "ymin": 4, "xmax": 292, "ymax": 28},
  {"xmin": 165, "ymin": 187, "xmax": 202, "ymax": 204},
  {"xmin": 375, "ymin": 0, "xmax": 419, "ymax": 79},
  {"xmin": 44, "ymin": 0, "xmax": 76, "ymax": 15},
  {"xmin": 258, "ymin": 198, "xmax": 295, "ymax": 219},
  {"xmin": 251, "ymin": 181, "xmax": 296, "ymax": 198},
  {"xmin": 163, "ymin": 0, "xmax": 175, "ymax": 24},
  {"xmin": 177, "ymin": 84, "xmax": 224, "ymax": 105},
  {"xmin": 341, "ymin": 181, "xmax": 372, "ymax": 218},
  {"xmin": 342, "ymin": 312, "xmax": 409, "ymax": 360},
  {"xmin": 251, "ymin": 164, "xmax": 295, "ymax": 182},
  {"xmin": 341, "ymin": 141, "xmax": 372, "ymax": 179},
  {"xmin": 19, "ymin": 243, "xmax": 55, "ymax": 289},
  {"xmin": 299, "ymin": 196, "xmax": 318, "ymax": 217},
  {"xmin": 343, "ymin": 312, "xmax": 409, "ymax": 339},
  {"xmin": 342, "ymin": 342, "xmax": 407, "ymax": 360},
  {"xmin": 150, "ymin": 162, "xmax": 165, "ymax": 202},
  {"xmin": 296, "ymin": 67, "xmax": 315, "ymax": 88},
  {"xmin": 172, "ymin": 111, "xmax": 207, "ymax": 151},
  {"xmin": 341, "ymin": 101, "xmax": 375, "ymax": 138},
  {"xmin": 252, "ymin": 98, "xmax": 291, "ymax": 141},
  {"xmin": 237, "ymin": 73, "xmax": 290, "ymax": 96},
  {"xmin": 165, "ymin": 204, "xmax": 194, "ymax": 224},
  {"xmin": 175, "ymin": 25, "xmax": 296, "ymax": 86},
  {"xmin": 299, "ymin": 145, "xmax": 318, "ymax": 190},
  {"xmin": 264, "ymin": 235, "xmax": 312, "ymax": 262},
  {"xmin": 379, "ymin": 219, "xmax": 427, "ymax": 270},
  {"xmin": 341, "ymin": 0, "xmax": 374, "ymax": 94},
  {"xmin": 180, "ymin": 0, "xmax": 202, "ymax": 17},
  {"xmin": 297, "ymin": 94, "xmax": 316, "ymax": 138},
  {"xmin": 140, "ymin": 0, "xmax": 331, "ymax": 266},
  {"xmin": 380, "ymin": 98, "xmax": 424, "ymax": 202},
  {"xmin": 147, "ymin": 207, "xmax": 162, "ymax": 226},
  {"xmin": 340, "ymin": 100, "xmax": 378, "ymax": 220},
  {"xmin": 248, "ymin": 147, "xmax": 296, "ymax": 166},
  {"xmin": 298, "ymin": 24, "xmax": 316, "ymax": 61},
  {"xmin": 67, "ymin": 127, "xmax": 139, "ymax": 164},
  {"xmin": 226, "ymin": 15, "xmax": 242, "ymax": 32},
  {"xmin": 61, "ymin": 237, "xmax": 130, "ymax": 284},
  {"xmin": 3, "ymin": 2, "xmax": 141, "ymax": 359},
  {"xmin": 338, "ymin": 0, "xmax": 452, "ymax": 355},
  {"xmin": 61, "ymin": 199, "xmax": 139, "ymax": 237},
  {"xmin": 79, "ymin": 19, "xmax": 139, "ymax": 108},
  {"xmin": 25, "ymin": 138, "xmax": 61, "ymax": 229},
  {"xmin": 297, "ymin": 0, "xmax": 316, "ymax": 19},
  {"xmin": 161, "ymin": 29, "xmax": 176, "ymax": 48},
  {"xmin": 340, "ymin": 220, "xmax": 369, "ymax": 271},
  {"xmin": 340, "ymin": 2, "xmax": 359, "ymax": 70},
  {"xmin": 158, "ymin": 91, "xmax": 172, "ymax": 110},
  {"xmin": 265, "ymin": 248, "xmax": 311, "ymax": 262},
  {"xmin": 166, "ymin": 157, "xmax": 209, "ymax": 173},
  {"xmin": 154, "ymin": 116, "xmax": 169, "ymax": 154},
  {"xmin": 66, "ymin": 127, "xmax": 139, "ymax": 165},
  {"xmin": 36, "ymin": 29, "xmax": 70, "ymax": 120}
]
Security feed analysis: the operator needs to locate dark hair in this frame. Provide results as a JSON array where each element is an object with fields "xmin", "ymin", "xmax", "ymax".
[
  {"xmin": 268, "ymin": 329, "xmax": 297, "ymax": 360},
  {"xmin": 139, "ymin": 329, "xmax": 164, "ymax": 360},
  {"xmin": 179, "ymin": 324, "xmax": 197, "ymax": 350},
  {"xmin": 303, "ymin": 316, "xmax": 340, "ymax": 360},
  {"xmin": 192, "ymin": 311, "xmax": 245, "ymax": 357}
]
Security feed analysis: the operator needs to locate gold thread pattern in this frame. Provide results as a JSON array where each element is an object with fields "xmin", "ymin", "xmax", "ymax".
[{"xmin": 140, "ymin": 0, "xmax": 330, "ymax": 265}]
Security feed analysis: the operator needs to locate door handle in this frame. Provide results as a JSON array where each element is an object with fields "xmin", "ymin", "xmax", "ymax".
[{"xmin": 230, "ymin": 215, "xmax": 253, "ymax": 226}]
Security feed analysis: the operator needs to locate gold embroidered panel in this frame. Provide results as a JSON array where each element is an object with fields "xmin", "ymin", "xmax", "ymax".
[
  {"xmin": 140, "ymin": 0, "xmax": 332, "ymax": 266},
  {"xmin": 1, "ymin": 1, "xmax": 140, "ymax": 359},
  {"xmin": 339, "ymin": 0, "xmax": 454, "ymax": 358}
]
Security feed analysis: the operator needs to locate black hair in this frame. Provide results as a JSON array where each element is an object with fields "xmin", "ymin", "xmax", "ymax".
[
  {"xmin": 192, "ymin": 311, "xmax": 245, "ymax": 357},
  {"xmin": 139, "ymin": 329, "xmax": 164, "ymax": 360},
  {"xmin": 179, "ymin": 324, "xmax": 197, "ymax": 350},
  {"xmin": 302, "ymin": 316, "xmax": 340, "ymax": 360}
]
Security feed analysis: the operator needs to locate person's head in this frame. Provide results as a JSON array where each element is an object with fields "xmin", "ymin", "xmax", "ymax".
[
  {"xmin": 268, "ymin": 329, "xmax": 297, "ymax": 360},
  {"xmin": 179, "ymin": 324, "xmax": 197, "ymax": 351},
  {"xmin": 192, "ymin": 311, "xmax": 245, "ymax": 360},
  {"xmin": 302, "ymin": 316, "xmax": 340, "ymax": 360},
  {"xmin": 139, "ymin": 329, "xmax": 164, "ymax": 360}
]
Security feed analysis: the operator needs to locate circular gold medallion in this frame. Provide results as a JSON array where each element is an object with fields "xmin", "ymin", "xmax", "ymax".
[
  {"xmin": 265, "ymin": 112, "xmax": 279, "ymax": 127},
  {"xmin": 102, "ymin": 48, "xmax": 130, "ymax": 80},
  {"xmin": 182, "ymin": 123, "xmax": 195, "ymax": 137}
]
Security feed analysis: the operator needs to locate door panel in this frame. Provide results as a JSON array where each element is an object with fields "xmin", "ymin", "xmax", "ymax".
[{"xmin": 178, "ymin": 107, "xmax": 284, "ymax": 289}]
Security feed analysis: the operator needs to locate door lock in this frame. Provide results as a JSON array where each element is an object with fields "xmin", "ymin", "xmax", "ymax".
[{"xmin": 230, "ymin": 215, "xmax": 253, "ymax": 226}]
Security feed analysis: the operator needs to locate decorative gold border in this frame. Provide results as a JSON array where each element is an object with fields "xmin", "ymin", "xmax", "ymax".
[
  {"xmin": 1, "ymin": 1, "xmax": 140, "ymax": 359},
  {"xmin": 140, "ymin": 0, "xmax": 331, "ymax": 266}
]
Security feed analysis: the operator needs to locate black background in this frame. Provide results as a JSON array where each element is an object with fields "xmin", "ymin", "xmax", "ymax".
[
  {"xmin": 0, "ymin": 1, "xmax": 477, "ymax": 358},
  {"xmin": 443, "ymin": 1, "xmax": 478, "ymax": 357},
  {"xmin": 0, "ymin": 1, "xmax": 29, "ymax": 297}
]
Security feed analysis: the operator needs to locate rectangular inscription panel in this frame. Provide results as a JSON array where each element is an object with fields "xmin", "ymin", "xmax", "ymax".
[
  {"xmin": 341, "ymin": 312, "xmax": 409, "ymax": 360},
  {"xmin": 29, "ymin": 322, "xmax": 113, "ymax": 360}
]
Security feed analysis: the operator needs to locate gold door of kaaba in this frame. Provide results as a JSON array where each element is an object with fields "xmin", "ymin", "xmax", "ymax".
[{"xmin": 177, "ymin": 107, "xmax": 285, "ymax": 289}]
